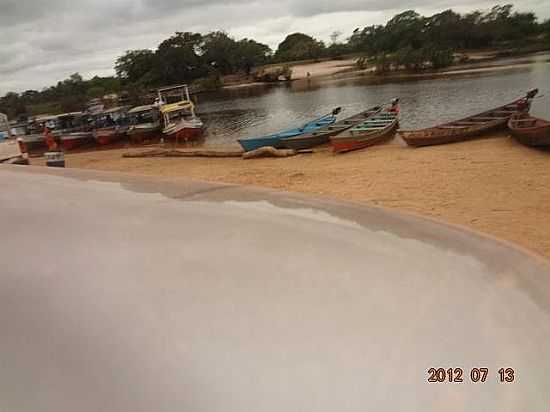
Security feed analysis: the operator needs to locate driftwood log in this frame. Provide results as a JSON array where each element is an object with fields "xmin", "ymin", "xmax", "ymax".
[
  {"xmin": 123, "ymin": 149, "xmax": 244, "ymax": 158},
  {"xmin": 242, "ymin": 146, "xmax": 304, "ymax": 159}
]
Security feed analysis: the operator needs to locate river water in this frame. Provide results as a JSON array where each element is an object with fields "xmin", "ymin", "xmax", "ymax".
[{"xmin": 197, "ymin": 53, "xmax": 550, "ymax": 146}]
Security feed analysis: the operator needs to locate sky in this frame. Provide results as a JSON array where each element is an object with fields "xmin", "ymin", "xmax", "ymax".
[{"xmin": 1, "ymin": 0, "xmax": 549, "ymax": 94}]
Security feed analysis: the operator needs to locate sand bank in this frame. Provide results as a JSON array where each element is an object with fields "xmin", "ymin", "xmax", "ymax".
[{"xmin": 33, "ymin": 133, "xmax": 550, "ymax": 258}]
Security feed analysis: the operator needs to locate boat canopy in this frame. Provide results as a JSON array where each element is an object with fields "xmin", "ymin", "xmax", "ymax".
[
  {"xmin": 160, "ymin": 101, "xmax": 195, "ymax": 114},
  {"xmin": 128, "ymin": 105, "xmax": 155, "ymax": 114}
]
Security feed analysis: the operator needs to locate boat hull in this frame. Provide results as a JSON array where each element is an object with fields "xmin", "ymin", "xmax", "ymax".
[
  {"xmin": 60, "ymin": 132, "xmax": 93, "ymax": 151},
  {"xmin": 239, "ymin": 113, "xmax": 338, "ymax": 152},
  {"xmin": 282, "ymin": 107, "xmax": 382, "ymax": 150},
  {"xmin": 400, "ymin": 91, "xmax": 538, "ymax": 147},
  {"xmin": 127, "ymin": 124, "xmax": 162, "ymax": 143},
  {"xmin": 95, "ymin": 127, "xmax": 128, "ymax": 145},
  {"xmin": 238, "ymin": 136, "xmax": 286, "ymax": 152},
  {"xmin": 508, "ymin": 114, "xmax": 550, "ymax": 146},
  {"xmin": 18, "ymin": 134, "xmax": 47, "ymax": 154},
  {"xmin": 331, "ymin": 122, "xmax": 398, "ymax": 153}
]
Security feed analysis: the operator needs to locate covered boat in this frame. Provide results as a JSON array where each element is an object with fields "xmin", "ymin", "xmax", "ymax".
[
  {"xmin": 127, "ymin": 105, "xmax": 162, "ymax": 143},
  {"xmin": 54, "ymin": 112, "xmax": 93, "ymax": 151},
  {"xmin": 330, "ymin": 100, "xmax": 400, "ymax": 153},
  {"xmin": 238, "ymin": 108, "xmax": 341, "ymax": 152},
  {"xmin": 159, "ymin": 85, "xmax": 204, "ymax": 142},
  {"xmin": 93, "ymin": 106, "xmax": 130, "ymax": 145},
  {"xmin": 400, "ymin": 89, "xmax": 538, "ymax": 147},
  {"xmin": 508, "ymin": 113, "xmax": 550, "ymax": 147},
  {"xmin": 17, "ymin": 115, "xmax": 57, "ymax": 154},
  {"xmin": 281, "ymin": 106, "xmax": 382, "ymax": 150}
]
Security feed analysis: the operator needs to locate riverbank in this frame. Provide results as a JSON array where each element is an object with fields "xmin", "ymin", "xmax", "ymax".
[
  {"xmin": 239, "ymin": 49, "xmax": 550, "ymax": 86},
  {"xmin": 32, "ymin": 132, "xmax": 550, "ymax": 258}
]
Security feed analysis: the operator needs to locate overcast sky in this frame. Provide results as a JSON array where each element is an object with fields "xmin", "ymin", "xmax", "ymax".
[{"xmin": 1, "ymin": 0, "xmax": 549, "ymax": 94}]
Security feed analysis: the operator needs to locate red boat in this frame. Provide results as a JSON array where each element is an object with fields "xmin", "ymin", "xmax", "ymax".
[
  {"xmin": 59, "ymin": 132, "xmax": 94, "ymax": 151},
  {"xmin": 93, "ymin": 107, "xmax": 130, "ymax": 145},
  {"xmin": 330, "ymin": 99, "xmax": 400, "ymax": 153},
  {"xmin": 158, "ymin": 85, "xmax": 204, "ymax": 143}
]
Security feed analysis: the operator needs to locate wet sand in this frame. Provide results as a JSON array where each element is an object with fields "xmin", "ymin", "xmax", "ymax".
[{"xmin": 34, "ymin": 133, "xmax": 550, "ymax": 258}]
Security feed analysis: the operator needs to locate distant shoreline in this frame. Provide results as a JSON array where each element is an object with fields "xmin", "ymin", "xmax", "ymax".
[{"xmin": 222, "ymin": 48, "xmax": 550, "ymax": 90}]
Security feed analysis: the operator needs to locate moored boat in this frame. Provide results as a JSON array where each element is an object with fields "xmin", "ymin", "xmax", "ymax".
[
  {"xmin": 127, "ymin": 105, "xmax": 162, "ymax": 143},
  {"xmin": 238, "ymin": 108, "xmax": 341, "ymax": 152},
  {"xmin": 400, "ymin": 89, "xmax": 539, "ymax": 147},
  {"xmin": 59, "ymin": 131, "xmax": 94, "ymax": 151},
  {"xmin": 93, "ymin": 106, "xmax": 130, "ymax": 145},
  {"xmin": 18, "ymin": 115, "xmax": 57, "ymax": 154},
  {"xmin": 508, "ymin": 113, "xmax": 550, "ymax": 147},
  {"xmin": 330, "ymin": 100, "xmax": 400, "ymax": 153},
  {"xmin": 159, "ymin": 85, "xmax": 204, "ymax": 142},
  {"xmin": 282, "ymin": 106, "xmax": 382, "ymax": 150},
  {"xmin": 53, "ymin": 112, "xmax": 93, "ymax": 150}
]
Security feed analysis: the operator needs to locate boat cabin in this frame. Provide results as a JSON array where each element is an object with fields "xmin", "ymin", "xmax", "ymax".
[
  {"xmin": 128, "ymin": 105, "xmax": 159, "ymax": 125},
  {"xmin": 94, "ymin": 106, "xmax": 129, "ymax": 129},
  {"xmin": 157, "ymin": 84, "xmax": 198, "ymax": 126}
]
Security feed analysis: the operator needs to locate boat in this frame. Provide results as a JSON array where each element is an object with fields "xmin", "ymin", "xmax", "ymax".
[
  {"xmin": 508, "ymin": 113, "xmax": 550, "ymax": 147},
  {"xmin": 400, "ymin": 89, "xmax": 539, "ymax": 147},
  {"xmin": 127, "ymin": 105, "xmax": 162, "ymax": 143},
  {"xmin": 59, "ymin": 131, "xmax": 94, "ymax": 151},
  {"xmin": 18, "ymin": 115, "xmax": 57, "ymax": 154},
  {"xmin": 158, "ymin": 85, "xmax": 204, "ymax": 142},
  {"xmin": 238, "ymin": 108, "xmax": 341, "ymax": 152},
  {"xmin": 330, "ymin": 100, "xmax": 400, "ymax": 153},
  {"xmin": 93, "ymin": 107, "xmax": 130, "ymax": 145},
  {"xmin": 53, "ymin": 112, "xmax": 93, "ymax": 150},
  {"xmin": 281, "ymin": 106, "xmax": 382, "ymax": 150}
]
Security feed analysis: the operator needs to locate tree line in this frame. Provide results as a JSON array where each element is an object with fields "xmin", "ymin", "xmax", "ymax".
[{"xmin": 1, "ymin": 4, "xmax": 549, "ymax": 119}]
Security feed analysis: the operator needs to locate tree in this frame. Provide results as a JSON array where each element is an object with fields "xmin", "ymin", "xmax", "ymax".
[
  {"xmin": 274, "ymin": 33, "xmax": 326, "ymax": 62},
  {"xmin": 154, "ymin": 32, "xmax": 207, "ymax": 84},
  {"xmin": 115, "ymin": 49, "xmax": 156, "ymax": 84},
  {"xmin": 201, "ymin": 31, "xmax": 240, "ymax": 74},
  {"xmin": 234, "ymin": 39, "xmax": 272, "ymax": 74}
]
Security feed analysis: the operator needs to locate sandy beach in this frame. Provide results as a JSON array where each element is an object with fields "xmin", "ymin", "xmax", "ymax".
[{"xmin": 32, "ymin": 132, "xmax": 550, "ymax": 258}]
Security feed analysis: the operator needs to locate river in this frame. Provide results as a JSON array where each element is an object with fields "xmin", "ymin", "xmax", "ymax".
[{"xmin": 197, "ymin": 53, "xmax": 550, "ymax": 146}]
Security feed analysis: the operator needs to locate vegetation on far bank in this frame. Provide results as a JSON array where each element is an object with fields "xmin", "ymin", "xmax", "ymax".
[{"xmin": 1, "ymin": 4, "xmax": 549, "ymax": 120}]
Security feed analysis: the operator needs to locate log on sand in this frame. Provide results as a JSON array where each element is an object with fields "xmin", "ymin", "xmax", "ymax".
[
  {"xmin": 123, "ymin": 149, "xmax": 244, "ymax": 158},
  {"xmin": 242, "ymin": 147, "xmax": 313, "ymax": 159}
]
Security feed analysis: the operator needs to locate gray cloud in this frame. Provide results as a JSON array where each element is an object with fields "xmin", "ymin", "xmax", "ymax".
[{"xmin": 1, "ymin": 0, "xmax": 549, "ymax": 94}]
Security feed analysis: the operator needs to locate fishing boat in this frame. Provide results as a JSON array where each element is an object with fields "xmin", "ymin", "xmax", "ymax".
[
  {"xmin": 238, "ymin": 108, "xmax": 341, "ymax": 152},
  {"xmin": 54, "ymin": 112, "xmax": 93, "ymax": 151},
  {"xmin": 330, "ymin": 100, "xmax": 400, "ymax": 153},
  {"xmin": 93, "ymin": 106, "xmax": 130, "ymax": 145},
  {"xmin": 158, "ymin": 85, "xmax": 204, "ymax": 142},
  {"xmin": 18, "ymin": 115, "xmax": 57, "ymax": 154},
  {"xmin": 281, "ymin": 106, "xmax": 382, "ymax": 150},
  {"xmin": 127, "ymin": 105, "xmax": 162, "ymax": 143},
  {"xmin": 508, "ymin": 113, "xmax": 550, "ymax": 147},
  {"xmin": 400, "ymin": 89, "xmax": 539, "ymax": 147}
]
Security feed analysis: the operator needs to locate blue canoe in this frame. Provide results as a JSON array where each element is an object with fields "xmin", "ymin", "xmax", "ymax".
[{"xmin": 238, "ymin": 109, "xmax": 340, "ymax": 152}]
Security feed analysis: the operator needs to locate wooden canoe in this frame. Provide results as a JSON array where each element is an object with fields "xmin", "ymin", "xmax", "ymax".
[
  {"xmin": 400, "ymin": 89, "xmax": 539, "ymax": 147},
  {"xmin": 508, "ymin": 113, "xmax": 550, "ymax": 147},
  {"xmin": 330, "ymin": 108, "xmax": 399, "ymax": 153},
  {"xmin": 281, "ymin": 106, "xmax": 382, "ymax": 150},
  {"xmin": 237, "ymin": 108, "xmax": 340, "ymax": 152}
]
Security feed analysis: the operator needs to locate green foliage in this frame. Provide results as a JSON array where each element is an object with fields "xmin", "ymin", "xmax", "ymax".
[
  {"xmin": 350, "ymin": 4, "xmax": 543, "ymax": 73},
  {"xmin": 274, "ymin": 33, "xmax": 326, "ymax": 62}
]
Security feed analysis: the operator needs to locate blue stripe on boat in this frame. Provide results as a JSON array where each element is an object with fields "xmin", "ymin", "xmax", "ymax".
[{"xmin": 238, "ymin": 114, "xmax": 337, "ymax": 152}]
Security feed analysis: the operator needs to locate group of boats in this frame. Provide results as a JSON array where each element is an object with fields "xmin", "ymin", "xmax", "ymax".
[
  {"xmin": 238, "ymin": 98, "xmax": 401, "ymax": 153},
  {"xmin": 237, "ymin": 89, "xmax": 548, "ymax": 153},
  {"xmin": 17, "ymin": 85, "xmax": 204, "ymax": 154}
]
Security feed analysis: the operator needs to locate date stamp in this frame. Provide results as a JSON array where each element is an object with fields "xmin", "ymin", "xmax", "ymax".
[{"xmin": 427, "ymin": 368, "xmax": 515, "ymax": 383}]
